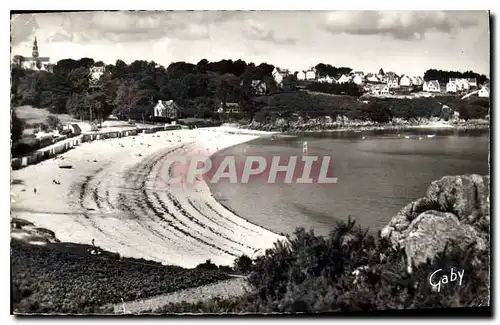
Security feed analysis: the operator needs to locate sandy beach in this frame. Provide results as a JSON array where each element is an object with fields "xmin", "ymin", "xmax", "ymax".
[{"xmin": 11, "ymin": 127, "xmax": 286, "ymax": 268}]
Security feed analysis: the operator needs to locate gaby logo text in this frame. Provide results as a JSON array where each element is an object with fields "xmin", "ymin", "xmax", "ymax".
[
  {"xmin": 429, "ymin": 268, "xmax": 464, "ymax": 292},
  {"xmin": 159, "ymin": 155, "xmax": 338, "ymax": 185}
]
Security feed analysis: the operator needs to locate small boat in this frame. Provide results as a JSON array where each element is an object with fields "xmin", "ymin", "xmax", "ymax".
[
  {"xmin": 404, "ymin": 135, "xmax": 410, "ymax": 139},
  {"xmin": 427, "ymin": 134, "xmax": 436, "ymax": 138},
  {"xmin": 58, "ymin": 165, "xmax": 73, "ymax": 169}
]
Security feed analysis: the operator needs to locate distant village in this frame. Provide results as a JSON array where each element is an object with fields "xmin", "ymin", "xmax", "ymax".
[
  {"xmin": 270, "ymin": 66, "xmax": 490, "ymax": 98},
  {"xmin": 12, "ymin": 37, "xmax": 489, "ymax": 121}
]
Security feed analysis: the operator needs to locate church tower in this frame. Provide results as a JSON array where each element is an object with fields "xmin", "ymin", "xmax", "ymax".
[{"xmin": 32, "ymin": 37, "xmax": 39, "ymax": 59}]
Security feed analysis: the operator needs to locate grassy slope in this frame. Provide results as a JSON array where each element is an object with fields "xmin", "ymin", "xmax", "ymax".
[
  {"xmin": 11, "ymin": 240, "xmax": 230, "ymax": 314},
  {"xmin": 14, "ymin": 105, "xmax": 78, "ymax": 126}
]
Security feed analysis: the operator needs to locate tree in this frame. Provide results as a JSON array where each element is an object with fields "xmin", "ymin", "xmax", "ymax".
[
  {"xmin": 379, "ymin": 68, "xmax": 385, "ymax": 76},
  {"xmin": 11, "ymin": 109, "xmax": 24, "ymax": 142},
  {"xmin": 46, "ymin": 115, "xmax": 61, "ymax": 131},
  {"xmin": 12, "ymin": 55, "xmax": 25, "ymax": 68}
]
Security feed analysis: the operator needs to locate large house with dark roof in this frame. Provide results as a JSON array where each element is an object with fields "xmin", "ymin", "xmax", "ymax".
[{"xmin": 154, "ymin": 100, "xmax": 182, "ymax": 120}]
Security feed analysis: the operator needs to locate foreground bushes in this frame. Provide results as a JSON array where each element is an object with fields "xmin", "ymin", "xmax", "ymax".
[
  {"xmin": 11, "ymin": 240, "xmax": 229, "ymax": 314},
  {"xmin": 150, "ymin": 219, "xmax": 490, "ymax": 314}
]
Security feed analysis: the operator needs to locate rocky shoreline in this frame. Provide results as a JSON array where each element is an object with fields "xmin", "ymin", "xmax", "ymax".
[{"xmin": 245, "ymin": 119, "xmax": 489, "ymax": 134}]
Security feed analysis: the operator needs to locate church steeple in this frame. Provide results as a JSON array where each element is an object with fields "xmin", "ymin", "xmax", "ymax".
[{"xmin": 32, "ymin": 37, "xmax": 39, "ymax": 59}]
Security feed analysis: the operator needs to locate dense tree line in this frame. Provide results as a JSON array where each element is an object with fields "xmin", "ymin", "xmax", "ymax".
[
  {"xmin": 314, "ymin": 64, "xmax": 352, "ymax": 78},
  {"xmin": 11, "ymin": 58, "xmax": 279, "ymax": 123},
  {"xmin": 423, "ymin": 69, "xmax": 488, "ymax": 85}
]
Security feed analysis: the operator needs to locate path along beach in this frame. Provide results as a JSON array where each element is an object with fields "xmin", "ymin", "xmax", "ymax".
[{"xmin": 11, "ymin": 127, "xmax": 285, "ymax": 268}]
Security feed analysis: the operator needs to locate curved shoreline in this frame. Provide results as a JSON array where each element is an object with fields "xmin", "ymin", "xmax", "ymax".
[{"xmin": 11, "ymin": 127, "xmax": 285, "ymax": 268}]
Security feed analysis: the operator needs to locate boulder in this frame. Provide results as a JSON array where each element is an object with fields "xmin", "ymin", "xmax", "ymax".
[
  {"xmin": 381, "ymin": 174, "xmax": 490, "ymax": 246},
  {"xmin": 426, "ymin": 174, "xmax": 490, "ymax": 224},
  {"xmin": 381, "ymin": 174, "xmax": 490, "ymax": 274},
  {"xmin": 404, "ymin": 210, "xmax": 487, "ymax": 273}
]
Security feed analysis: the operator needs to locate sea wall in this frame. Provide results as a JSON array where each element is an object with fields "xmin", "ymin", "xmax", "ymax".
[{"xmin": 11, "ymin": 125, "xmax": 182, "ymax": 171}]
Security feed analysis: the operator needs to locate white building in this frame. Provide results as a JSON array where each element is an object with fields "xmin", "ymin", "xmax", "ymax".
[
  {"xmin": 317, "ymin": 76, "xmax": 335, "ymax": 84},
  {"xmin": 399, "ymin": 75, "xmax": 413, "ymax": 87},
  {"xmin": 304, "ymin": 68, "xmax": 316, "ymax": 80},
  {"xmin": 467, "ymin": 78, "xmax": 478, "ymax": 88},
  {"xmin": 446, "ymin": 81, "xmax": 458, "ymax": 93},
  {"xmin": 423, "ymin": 80, "xmax": 441, "ymax": 93},
  {"xmin": 272, "ymin": 67, "xmax": 290, "ymax": 87},
  {"xmin": 154, "ymin": 100, "xmax": 181, "ymax": 119},
  {"xmin": 90, "ymin": 65, "xmax": 105, "ymax": 80},
  {"xmin": 353, "ymin": 75, "xmax": 364, "ymax": 85},
  {"xmin": 478, "ymin": 86, "xmax": 489, "ymax": 98},
  {"xmin": 15, "ymin": 37, "xmax": 52, "ymax": 71},
  {"xmin": 337, "ymin": 74, "xmax": 351, "ymax": 84},
  {"xmin": 365, "ymin": 73, "xmax": 380, "ymax": 83},
  {"xmin": 460, "ymin": 79, "xmax": 470, "ymax": 91},
  {"xmin": 296, "ymin": 71, "xmax": 306, "ymax": 80},
  {"xmin": 387, "ymin": 77, "xmax": 399, "ymax": 89}
]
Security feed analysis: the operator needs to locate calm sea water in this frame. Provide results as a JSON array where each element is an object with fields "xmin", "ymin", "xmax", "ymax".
[{"xmin": 209, "ymin": 129, "xmax": 489, "ymax": 237}]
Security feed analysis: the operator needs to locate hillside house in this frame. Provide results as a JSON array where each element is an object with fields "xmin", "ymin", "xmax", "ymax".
[
  {"xmin": 297, "ymin": 71, "xmax": 306, "ymax": 80},
  {"xmin": 317, "ymin": 75, "xmax": 335, "ymax": 84},
  {"xmin": 448, "ymin": 78, "xmax": 463, "ymax": 91},
  {"xmin": 387, "ymin": 77, "xmax": 399, "ymax": 89},
  {"xmin": 365, "ymin": 73, "xmax": 380, "ymax": 83},
  {"xmin": 337, "ymin": 74, "xmax": 351, "ymax": 84},
  {"xmin": 411, "ymin": 76, "xmax": 424, "ymax": 86},
  {"xmin": 382, "ymin": 71, "xmax": 397, "ymax": 83},
  {"xmin": 399, "ymin": 75, "xmax": 412, "ymax": 87},
  {"xmin": 154, "ymin": 100, "xmax": 182, "ymax": 119},
  {"xmin": 217, "ymin": 102, "xmax": 241, "ymax": 114},
  {"xmin": 66, "ymin": 123, "xmax": 82, "ymax": 135},
  {"xmin": 460, "ymin": 79, "xmax": 470, "ymax": 91},
  {"xmin": 353, "ymin": 75, "xmax": 364, "ymax": 85},
  {"xmin": 423, "ymin": 80, "xmax": 441, "ymax": 93},
  {"xmin": 446, "ymin": 81, "xmax": 458, "ymax": 93},
  {"xmin": 371, "ymin": 85, "xmax": 389, "ymax": 95},
  {"xmin": 467, "ymin": 78, "xmax": 478, "ymax": 88},
  {"xmin": 272, "ymin": 67, "xmax": 290, "ymax": 87},
  {"xmin": 90, "ymin": 65, "xmax": 105, "ymax": 80},
  {"xmin": 478, "ymin": 86, "xmax": 489, "ymax": 98},
  {"xmin": 304, "ymin": 68, "xmax": 316, "ymax": 80},
  {"xmin": 251, "ymin": 80, "xmax": 267, "ymax": 95}
]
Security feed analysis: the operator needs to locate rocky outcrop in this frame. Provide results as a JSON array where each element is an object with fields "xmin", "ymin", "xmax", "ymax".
[{"xmin": 381, "ymin": 174, "xmax": 490, "ymax": 273}]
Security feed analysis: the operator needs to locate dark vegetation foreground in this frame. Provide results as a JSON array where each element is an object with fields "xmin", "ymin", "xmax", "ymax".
[
  {"xmin": 148, "ymin": 219, "xmax": 490, "ymax": 314},
  {"xmin": 11, "ymin": 217, "xmax": 490, "ymax": 314},
  {"xmin": 11, "ymin": 240, "xmax": 229, "ymax": 314}
]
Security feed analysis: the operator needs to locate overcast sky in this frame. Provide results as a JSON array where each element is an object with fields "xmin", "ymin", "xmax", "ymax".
[{"xmin": 10, "ymin": 10, "xmax": 490, "ymax": 76}]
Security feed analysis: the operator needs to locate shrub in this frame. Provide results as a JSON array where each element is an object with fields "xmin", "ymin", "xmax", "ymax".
[
  {"xmin": 11, "ymin": 137, "xmax": 40, "ymax": 157},
  {"xmin": 149, "ymin": 218, "xmax": 490, "ymax": 314},
  {"xmin": 11, "ymin": 241, "xmax": 229, "ymax": 314},
  {"xmin": 46, "ymin": 115, "xmax": 61, "ymax": 131},
  {"xmin": 234, "ymin": 255, "xmax": 253, "ymax": 274}
]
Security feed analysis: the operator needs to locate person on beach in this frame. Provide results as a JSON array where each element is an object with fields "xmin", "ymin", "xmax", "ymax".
[{"xmin": 33, "ymin": 187, "xmax": 37, "ymax": 194}]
